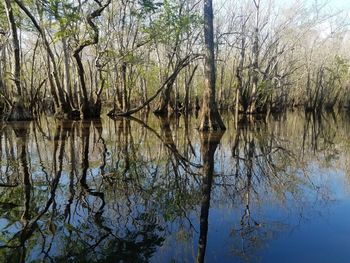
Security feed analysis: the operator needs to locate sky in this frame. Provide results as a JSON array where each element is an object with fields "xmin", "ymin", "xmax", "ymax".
[
  {"xmin": 322, "ymin": 0, "xmax": 350, "ymax": 11},
  {"xmin": 215, "ymin": 0, "xmax": 350, "ymax": 12}
]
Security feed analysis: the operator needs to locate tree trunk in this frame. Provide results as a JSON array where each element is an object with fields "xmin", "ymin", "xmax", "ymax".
[
  {"xmin": 249, "ymin": 26, "xmax": 259, "ymax": 114},
  {"xmin": 235, "ymin": 22, "xmax": 246, "ymax": 125},
  {"xmin": 199, "ymin": 0, "xmax": 225, "ymax": 131},
  {"xmin": 4, "ymin": 0, "xmax": 33, "ymax": 121},
  {"xmin": 62, "ymin": 37, "xmax": 74, "ymax": 107},
  {"xmin": 72, "ymin": 0, "xmax": 110, "ymax": 119},
  {"xmin": 248, "ymin": 0, "xmax": 261, "ymax": 114},
  {"xmin": 4, "ymin": 0, "xmax": 21, "ymax": 97},
  {"xmin": 121, "ymin": 62, "xmax": 128, "ymax": 112},
  {"xmin": 184, "ymin": 65, "xmax": 198, "ymax": 113},
  {"xmin": 153, "ymin": 78, "xmax": 176, "ymax": 116}
]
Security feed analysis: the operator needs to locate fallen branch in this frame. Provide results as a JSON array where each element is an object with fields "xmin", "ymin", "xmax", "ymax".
[{"xmin": 108, "ymin": 54, "xmax": 201, "ymax": 117}]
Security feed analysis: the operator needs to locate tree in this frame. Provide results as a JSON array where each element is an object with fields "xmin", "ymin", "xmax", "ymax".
[
  {"xmin": 199, "ymin": 0, "xmax": 225, "ymax": 131},
  {"xmin": 153, "ymin": 0, "xmax": 201, "ymax": 115},
  {"xmin": 3, "ymin": 0, "xmax": 32, "ymax": 121},
  {"xmin": 13, "ymin": 0, "xmax": 77, "ymax": 119},
  {"xmin": 72, "ymin": 0, "xmax": 111, "ymax": 119},
  {"xmin": 4, "ymin": 0, "xmax": 21, "ymax": 97}
]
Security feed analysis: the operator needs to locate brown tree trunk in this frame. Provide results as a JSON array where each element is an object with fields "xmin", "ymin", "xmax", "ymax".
[
  {"xmin": 199, "ymin": 0, "xmax": 225, "ymax": 131},
  {"xmin": 153, "ymin": 78, "xmax": 177, "ymax": 116},
  {"xmin": 4, "ymin": 0, "xmax": 21, "ymax": 97}
]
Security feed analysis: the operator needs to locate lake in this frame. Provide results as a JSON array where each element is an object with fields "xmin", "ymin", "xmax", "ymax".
[{"xmin": 0, "ymin": 111, "xmax": 350, "ymax": 263}]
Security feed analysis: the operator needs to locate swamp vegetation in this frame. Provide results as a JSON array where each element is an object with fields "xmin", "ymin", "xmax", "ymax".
[
  {"xmin": 1, "ymin": 0, "xmax": 350, "ymax": 262},
  {"xmin": 0, "ymin": 0, "xmax": 350, "ymax": 121}
]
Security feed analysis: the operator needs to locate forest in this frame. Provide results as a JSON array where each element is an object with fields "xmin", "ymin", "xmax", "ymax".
[
  {"xmin": 1, "ymin": 1, "xmax": 350, "ymax": 262},
  {"xmin": 0, "ymin": 0, "xmax": 349, "ymax": 124}
]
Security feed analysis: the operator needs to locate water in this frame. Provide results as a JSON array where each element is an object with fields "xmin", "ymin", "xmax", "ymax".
[{"xmin": 0, "ymin": 112, "xmax": 350, "ymax": 263}]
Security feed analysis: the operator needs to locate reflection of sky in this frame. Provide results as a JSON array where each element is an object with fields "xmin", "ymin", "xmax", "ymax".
[
  {"xmin": 153, "ymin": 114, "xmax": 350, "ymax": 262},
  {"xmin": 2, "ymin": 113, "xmax": 350, "ymax": 262},
  {"xmin": 154, "ymin": 164, "xmax": 350, "ymax": 263}
]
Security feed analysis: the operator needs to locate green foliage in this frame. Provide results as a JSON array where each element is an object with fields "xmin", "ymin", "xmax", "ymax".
[
  {"xmin": 0, "ymin": 3, "xmax": 8, "ymax": 31},
  {"xmin": 143, "ymin": 0, "xmax": 202, "ymax": 45},
  {"xmin": 322, "ymin": 55, "xmax": 349, "ymax": 106},
  {"xmin": 45, "ymin": 0, "xmax": 81, "ymax": 41},
  {"xmin": 138, "ymin": 0, "xmax": 163, "ymax": 14}
]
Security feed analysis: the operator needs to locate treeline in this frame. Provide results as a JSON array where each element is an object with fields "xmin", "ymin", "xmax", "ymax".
[{"xmin": 0, "ymin": 0, "xmax": 349, "ymax": 121}]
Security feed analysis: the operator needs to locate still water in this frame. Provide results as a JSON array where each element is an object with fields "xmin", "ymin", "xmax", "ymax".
[{"xmin": 0, "ymin": 112, "xmax": 350, "ymax": 263}]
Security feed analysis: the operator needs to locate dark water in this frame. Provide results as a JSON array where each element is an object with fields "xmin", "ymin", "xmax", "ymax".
[{"xmin": 0, "ymin": 112, "xmax": 350, "ymax": 263}]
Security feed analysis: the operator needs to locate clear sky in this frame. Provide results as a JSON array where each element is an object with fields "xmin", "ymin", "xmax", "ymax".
[
  {"xmin": 275, "ymin": 0, "xmax": 350, "ymax": 11},
  {"xmin": 215, "ymin": 0, "xmax": 350, "ymax": 12},
  {"xmin": 324, "ymin": 0, "xmax": 350, "ymax": 11}
]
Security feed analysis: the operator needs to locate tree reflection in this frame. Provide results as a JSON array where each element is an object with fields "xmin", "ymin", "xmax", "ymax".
[
  {"xmin": 196, "ymin": 131, "xmax": 224, "ymax": 263},
  {"xmin": 14, "ymin": 123, "xmax": 31, "ymax": 263},
  {"xmin": 0, "ymin": 112, "xmax": 348, "ymax": 262}
]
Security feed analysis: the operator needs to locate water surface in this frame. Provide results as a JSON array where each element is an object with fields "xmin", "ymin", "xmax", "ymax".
[{"xmin": 0, "ymin": 112, "xmax": 350, "ymax": 263}]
